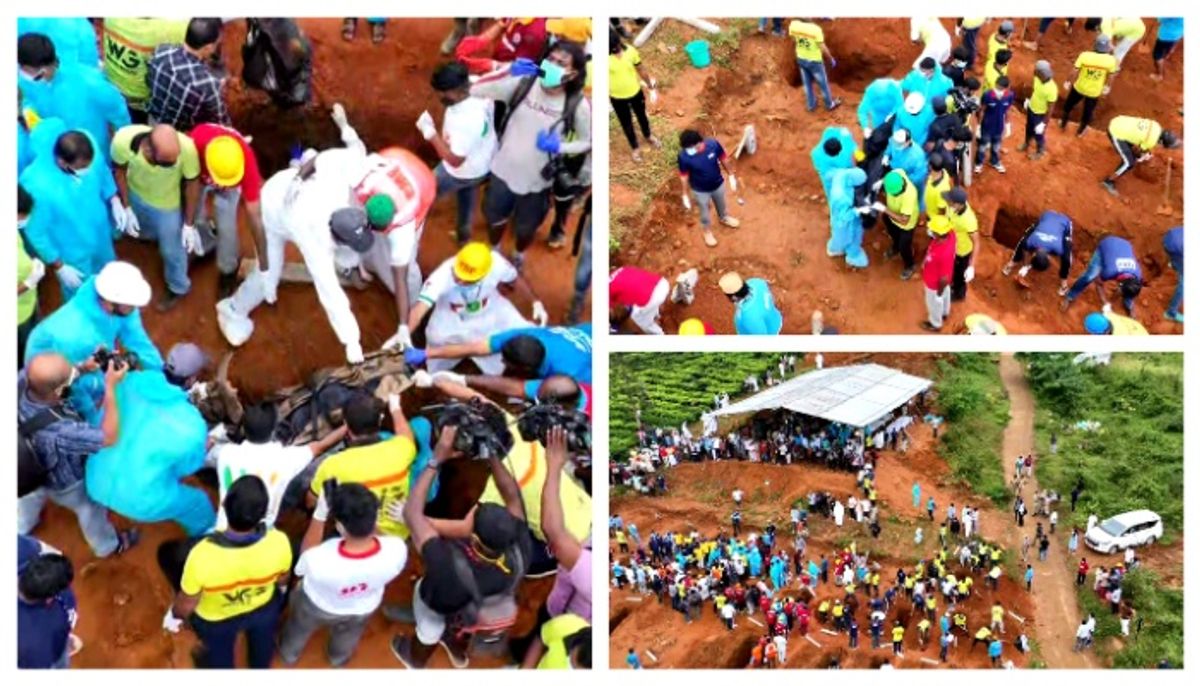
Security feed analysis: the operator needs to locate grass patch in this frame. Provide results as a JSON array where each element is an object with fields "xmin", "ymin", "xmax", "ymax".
[
  {"xmin": 609, "ymin": 113, "xmax": 679, "ymax": 254},
  {"xmin": 1076, "ymin": 568, "xmax": 1183, "ymax": 668},
  {"xmin": 934, "ymin": 354, "xmax": 1011, "ymax": 505}
]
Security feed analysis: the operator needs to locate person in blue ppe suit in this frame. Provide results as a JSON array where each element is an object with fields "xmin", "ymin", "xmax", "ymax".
[
  {"xmin": 24, "ymin": 261, "xmax": 164, "ymax": 426},
  {"xmin": 85, "ymin": 369, "xmax": 215, "ymax": 537},
  {"xmin": 1062, "ymin": 235, "xmax": 1143, "ymax": 316},
  {"xmin": 810, "ymin": 126, "xmax": 858, "ymax": 200},
  {"xmin": 827, "ymin": 167, "xmax": 870, "ymax": 268},
  {"xmin": 1002, "ymin": 211, "xmax": 1074, "ymax": 295},
  {"xmin": 770, "ymin": 555, "xmax": 787, "ymax": 591},
  {"xmin": 900, "ymin": 57, "xmax": 954, "ymax": 111},
  {"xmin": 885, "ymin": 128, "xmax": 929, "ymax": 195},
  {"xmin": 1163, "ymin": 226, "xmax": 1183, "ymax": 323},
  {"xmin": 18, "ymin": 33, "xmax": 130, "ymax": 166},
  {"xmin": 19, "ymin": 130, "xmax": 121, "ymax": 299},
  {"xmin": 18, "ymin": 18, "xmax": 100, "ymax": 68},
  {"xmin": 410, "ymin": 323, "xmax": 593, "ymax": 384},
  {"xmin": 719, "ymin": 271, "xmax": 783, "ymax": 335},
  {"xmin": 747, "ymin": 545, "xmax": 763, "ymax": 577},
  {"xmin": 858, "ymin": 78, "xmax": 903, "ymax": 136},
  {"xmin": 896, "ymin": 92, "xmax": 936, "ymax": 148}
]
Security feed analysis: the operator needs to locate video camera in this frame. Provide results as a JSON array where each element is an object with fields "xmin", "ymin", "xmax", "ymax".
[
  {"xmin": 432, "ymin": 399, "xmax": 514, "ymax": 461},
  {"xmin": 92, "ymin": 346, "xmax": 140, "ymax": 371},
  {"xmin": 517, "ymin": 403, "xmax": 592, "ymax": 465},
  {"xmin": 949, "ymin": 86, "xmax": 980, "ymax": 121}
]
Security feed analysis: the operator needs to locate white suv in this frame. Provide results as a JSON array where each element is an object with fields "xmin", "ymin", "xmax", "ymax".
[{"xmin": 1085, "ymin": 510, "xmax": 1164, "ymax": 554}]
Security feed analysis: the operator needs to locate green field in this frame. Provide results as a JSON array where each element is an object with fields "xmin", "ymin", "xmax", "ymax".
[{"xmin": 934, "ymin": 354, "xmax": 1011, "ymax": 505}]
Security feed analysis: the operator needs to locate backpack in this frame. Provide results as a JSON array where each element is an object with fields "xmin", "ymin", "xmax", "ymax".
[
  {"xmin": 448, "ymin": 540, "xmax": 527, "ymax": 629},
  {"xmin": 18, "ymin": 409, "xmax": 65, "ymax": 497},
  {"xmin": 241, "ymin": 19, "xmax": 313, "ymax": 108}
]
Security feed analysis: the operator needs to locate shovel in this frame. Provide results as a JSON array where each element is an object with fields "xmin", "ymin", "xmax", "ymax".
[{"xmin": 1156, "ymin": 158, "xmax": 1175, "ymax": 216}]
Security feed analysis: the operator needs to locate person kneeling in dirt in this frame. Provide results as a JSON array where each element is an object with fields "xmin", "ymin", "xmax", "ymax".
[
  {"xmin": 1101, "ymin": 115, "xmax": 1180, "ymax": 196},
  {"xmin": 1002, "ymin": 211, "xmax": 1074, "ymax": 296},
  {"xmin": 1062, "ymin": 234, "xmax": 1143, "ymax": 316},
  {"xmin": 387, "ymin": 423, "xmax": 532, "ymax": 669}
]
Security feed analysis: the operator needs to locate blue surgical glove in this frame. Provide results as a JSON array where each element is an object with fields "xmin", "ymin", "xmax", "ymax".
[
  {"xmin": 511, "ymin": 57, "xmax": 540, "ymax": 77},
  {"xmin": 537, "ymin": 129, "xmax": 562, "ymax": 154},
  {"xmin": 404, "ymin": 347, "xmax": 427, "ymax": 367}
]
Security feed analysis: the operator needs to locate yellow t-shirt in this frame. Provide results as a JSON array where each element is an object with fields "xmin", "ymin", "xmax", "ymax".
[
  {"xmin": 924, "ymin": 171, "xmax": 952, "ymax": 219},
  {"xmin": 1100, "ymin": 18, "xmax": 1147, "ymax": 42},
  {"xmin": 480, "ymin": 419, "xmax": 592, "ymax": 543},
  {"xmin": 102, "ymin": 18, "xmax": 190, "ymax": 108},
  {"xmin": 918, "ymin": 618, "xmax": 932, "ymax": 632},
  {"xmin": 892, "ymin": 626, "xmax": 905, "ymax": 641},
  {"xmin": 616, "ymin": 530, "xmax": 627, "ymax": 543},
  {"xmin": 948, "ymin": 203, "xmax": 979, "ymax": 257},
  {"xmin": 975, "ymin": 627, "xmax": 992, "ymax": 640},
  {"xmin": 1029, "ymin": 77, "xmax": 1059, "ymax": 115},
  {"xmin": 537, "ymin": 613, "xmax": 590, "ymax": 669},
  {"xmin": 789, "ymin": 20, "xmax": 825, "ymax": 62},
  {"xmin": 1073, "ymin": 51, "xmax": 1118, "ymax": 98},
  {"xmin": 609, "ymin": 46, "xmax": 643, "ymax": 100},
  {"xmin": 181, "ymin": 530, "xmax": 292, "ymax": 622},
  {"xmin": 311, "ymin": 435, "xmax": 418, "ymax": 539},
  {"xmin": 1104, "ymin": 310, "xmax": 1150, "ymax": 335},
  {"xmin": 886, "ymin": 170, "xmax": 919, "ymax": 230},
  {"xmin": 1109, "ymin": 116, "xmax": 1163, "ymax": 151},
  {"xmin": 986, "ymin": 32, "xmax": 1007, "ymax": 66},
  {"xmin": 984, "ymin": 60, "xmax": 1008, "ymax": 91},
  {"xmin": 992, "ymin": 606, "xmax": 1004, "ymax": 622},
  {"xmin": 961, "ymin": 18, "xmax": 987, "ymax": 30}
]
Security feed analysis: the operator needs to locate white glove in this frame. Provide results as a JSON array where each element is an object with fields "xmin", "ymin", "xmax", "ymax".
[
  {"xmin": 974, "ymin": 125, "xmax": 982, "ymax": 138},
  {"xmin": 728, "ymin": 175, "xmax": 739, "ymax": 193},
  {"xmin": 111, "ymin": 197, "xmax": 129, "ymax": 234},
  {"xmin": 207, "ymin": 422, "xmax": 228, "ymax": 442},
  {"xmin": 1018, "ymin": 265, "xmax": 1031, "ymax": 278},
  {"xmin": 416, "ymin": 110, "xmax": 438, "ymax": 141},
  {"xmin": 384, "ymin": 498, "xmax": 407, "ymax": 524},
  {"xmin": 954, "ymin": 26, "xmax": 961, "ymax": 36},
  {"xmin": 387, "ymin": 392, "xmax": 401, "ymax": 412},
  {"xmin": 1063, "ymin": 80, "xmax": 1072, "ymax": 92},
  {"xmin": 1004, "ymin": 122, "xmax": 1012, "ymax": 139},
  {"xmin": 1035, "ymin": 122, "xmax": 1046, "ymax": 135},
  {"xmin": 1102, "ymin": 86, "xmax": 1111, "ymax": 96},
  {"xmin": 682, "ymin": 194, "xmax": 692, "ymax": 210},
  {"xmin": 1001, "ymin": 262, "xmax": 1014, "ymax": 276},
  {"xmin": 855, "ymin": 206, "xmax": 872, "ymax": 215},
  {"xmin": 345, "ymin": 341, "xmax": 365, "ymax": 364},
  {"xmin": 382, "ymin": 324, "xmax": 412, "ymax": 350},
  {"xmin": 1023, "ymin": 98, "xmax": 1031, "ymax": 111},
  {"xmin": 23, "ymin": 258, "xmax": 45, "ymax": 291},
  {"xmin": 432, "ymin": 370, "xmax": 467, "ymax": 387},
  {"xmin": 964, "ymin": 266, "xmax": 975, "ymax": 283},
  {"xmin": 870, "ymin": 179, "xmax": 883, "ymax": 192},
  {"xmin": 871, "ymin": 202, "xmax": 887, "ymax": 213},
  {"xmin": 648, "ymin": 89, "xmax": 659, "ymax": 105},
  {"xmin": 162, "ymin": 609, "xmax": 183, "ymax": 634},
  {"xmin": 864, "ymin": 127, "xmax": 873, "ymax": 138},
  {"xmin": 882, "ymin": 154, "xmax": 890, "ymax": 167},
  {"xmin": 1101, "ymin": 303, "xmax": 1113, "ymax": 315},
  {"xmin": 181, "ymin": 223, "xmax": 203, "ymax": 256},
  {"xmin": 331, "ymin": 102, "xmax": 349, "ymax": 129},
  {"xmin": 412, "ymin": 369, "xmax": 435, "ymax": 388},
  {"xmin": 532, "ymin": 300, "xmax": 549, "ymax": 326},
  {"xmin": 260, "ymin": 269, "xmax": 277, "ymax": 304},
  {"xmin": 122, "ymin": 206, "xmax": 141, "ymax": 238},
  {"xmin": 648, "ymin": 78, "xmax": 658, "ymax": 90},
  {"xmin": 56, "ymin": 264, "xmax": 84, "ymax": 290}
]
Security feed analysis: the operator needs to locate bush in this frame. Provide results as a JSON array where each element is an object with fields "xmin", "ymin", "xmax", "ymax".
[
  {"xmin": 935, "ymin": 354, "xmax": 1010, "ymax": 505},
  {"xmin": 1076, "ymin": 569, "xmax": 1183, "ymax": 668}
]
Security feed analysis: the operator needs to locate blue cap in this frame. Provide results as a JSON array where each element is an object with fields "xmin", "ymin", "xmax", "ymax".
[{"xmin": 1084, "ymin": 313, "xmax": 1111, "ymax": 335}]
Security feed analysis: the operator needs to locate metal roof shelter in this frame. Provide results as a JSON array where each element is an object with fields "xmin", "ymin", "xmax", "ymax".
[{"xmin": 707, "ymin": 363, "xmax": 933, "ymax": 429}]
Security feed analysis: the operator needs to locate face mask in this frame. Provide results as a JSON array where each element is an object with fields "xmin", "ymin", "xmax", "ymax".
[
  {"xmin": 18, "ymin": 69, "xmax": 45, "ymax": 84},
  {"xmin": 539, "ymin": 59, "xmax": 566, "ymax": 88},
  {"xmin": 18, "ymin": 218, "xmax": 28, "ymax": 230},
  {"xmin": 685, "ymin": 146, "xmax": 699, "ymax": 155}
]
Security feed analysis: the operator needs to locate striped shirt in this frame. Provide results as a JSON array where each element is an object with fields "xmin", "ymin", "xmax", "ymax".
[{"xmin": 18, "ymin": 373, "xmax": 104, "ymax": 491}]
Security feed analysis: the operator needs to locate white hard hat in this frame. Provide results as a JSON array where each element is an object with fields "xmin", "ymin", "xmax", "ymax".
[
  {"xmin": 95, "ymin": 261, "xmax": 151, "ymax": 308},
  {"xmin": 904, "ymin": 92, "xmax": 926, "ymax": 115}
]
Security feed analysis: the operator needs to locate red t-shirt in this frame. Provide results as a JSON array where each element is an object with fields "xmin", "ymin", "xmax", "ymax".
[
  {"xmin": 494, "ymin": 19, "xmax": 548, "ymax": 63},
  {"xmin": 609, "ymin": 267, "xmax": 664, "ymax": 307},
  {"xmin": 190, "ymin": 123, "xmax": 263, "ymax": 202},
  {"xmin": 922, "ymin": 235, "xmax": 957, "ymax": 290}
]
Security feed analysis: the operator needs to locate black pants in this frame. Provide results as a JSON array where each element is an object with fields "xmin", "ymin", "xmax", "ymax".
[
  {"xmin": 158, "ymin": 537, "xmax": 205, "ymax": 592},
  {"xmin": 952, "ymin": 252, "xmax": 972, "ymax": 301},
  {"xmin": 885, "ymin": 217, "xmax": 915, "ymax": 270},
  {"xmin": 1024, "ymin": 110, "xmax": 1047, "ymax": 151},
  {"xmin": 17, "ymin": 309, "xmax": 38, "ymax": 369},
  {"xmin": 611, "ymin": 91, "xmax": 653, "ymax": 150},
  {"xmin": 1107, "ymin": 134, "xmax": 1138, "ymax": 182},
  {"xmin": 1060, "ymin": 87, "xmax": 1099, "ymax": 132}
]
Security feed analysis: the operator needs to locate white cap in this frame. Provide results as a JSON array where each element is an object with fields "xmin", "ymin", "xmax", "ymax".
[
  {"xmin": 892, "ymin": 128, "xmax": 911, "ymax": 144},
  {"xmin": 904, "ymin": 92, "xmax": 926, "ymax": 115},
  {"xmin": 95, "ymin": 261, "xmax": 151, "ymax": 308}
]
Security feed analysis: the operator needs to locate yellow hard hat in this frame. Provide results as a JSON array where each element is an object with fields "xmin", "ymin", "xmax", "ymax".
[
  {"xmin": 678, "ymin": 318, "xmax": 707, "ymax": 335},
  {"xmin": 454, "ymin": 242, "xmax": 493, "ymax": 282},
  {"xmin": 928, "ymin": 215, "xmax": 952, "ymax": 235},
  {"xmin": 853, "ymin": 149, "xmax": 866, "ymax": 162},
  {"xmin": 546, "ymin": 18, "xmax": 592, "ymax": 43},
  {"xmin": 205, "ymin": 136, "xmax": 245, "ymax": 187}
]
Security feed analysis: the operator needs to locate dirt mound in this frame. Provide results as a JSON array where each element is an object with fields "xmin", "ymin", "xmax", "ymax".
[{"xmin": 612, "ymin": 18, "xmax": 1183, "ymax": 334}]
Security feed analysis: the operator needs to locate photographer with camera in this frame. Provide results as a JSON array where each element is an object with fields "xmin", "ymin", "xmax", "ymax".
[
  {"xmin": 388, "ymin": 419, "xmax": 533, "ymax": 669},
  {"xmin": 24, "ymin": 261, "xmax": 163, "ymax": 425},
  {"xmin": 19, "ymin": 352, "xmax": 139, "ymax": 558}
]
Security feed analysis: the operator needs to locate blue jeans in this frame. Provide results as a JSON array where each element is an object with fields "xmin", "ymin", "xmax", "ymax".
[
  {"xmin": 191, "ymin": 594, "xmax": 284, "ymax": 669},
  {"xmin": 434, "ymin": 163, "xmax": 486, "ymax": 245},
  {"xmin": 574, "ymin": 223, "xmax": 592, "ymax": 296},
  {"xmin": 976, "ymin": 130, "xmax": 1003, "ymax": 166},
  {"xmin": 759, "ymin": 18, "xmax": 783, "ymax": 34},
  {"xmin": 798, "ymin": 59, "xmax": 835, "ymax": 110},
  {"xmin": 18, "ymin": 480, "xmax": 120, "ymax": 557},
  {"xmin": 197, "ymin": 185, "xmax": 242, "ymax": 275},
  {"xmin": 1168, "ymin": 253, "xmax": 1183, "ymax": 316},
  {"xmin": 1066, "ymin": 253, "xmax": 1137, "ymax": 314},
  {"xmin": 130, "ymin": 191, "xmax": 189, "ymax": 295},
  {"xmin": 963, "ymin": 27, "xmax": 980, "ymax": 68}
]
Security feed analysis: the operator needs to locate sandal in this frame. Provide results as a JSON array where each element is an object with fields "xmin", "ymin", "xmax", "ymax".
[{"xmin": 342, "ymin": 18, "xmax": 357, "ymax": 42}]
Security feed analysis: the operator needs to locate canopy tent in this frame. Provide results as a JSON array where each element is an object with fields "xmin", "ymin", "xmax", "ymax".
[{"xmin": 705, "ymin": 363, "xmax": 932, "ymax": 429}]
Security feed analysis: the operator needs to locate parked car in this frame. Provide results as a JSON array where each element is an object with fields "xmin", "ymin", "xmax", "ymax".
[{"xmin": 1085, "ymin": 509, "xmax": 1163, "ymax": 554}]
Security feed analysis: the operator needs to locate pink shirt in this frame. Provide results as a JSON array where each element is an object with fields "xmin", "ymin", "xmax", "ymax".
[
  {"xmin": 546, "ymin": 543, "xmax": 591, "ymax": 621},
  {"xmin": 609, "ymin": 267, "xmax": 663, "ymax": 307},
  {"xmin": 922, "ymin": 235, "xmax": 956, "ymax": 290}
]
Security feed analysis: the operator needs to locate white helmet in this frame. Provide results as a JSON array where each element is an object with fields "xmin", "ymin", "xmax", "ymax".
[
  {"xmin": 95, "ymin": 261, "xmax": 151, "ymax": 308},
  {"xmin": 904, "ymin": 92, "xmax": 926, "ymax": 115}
]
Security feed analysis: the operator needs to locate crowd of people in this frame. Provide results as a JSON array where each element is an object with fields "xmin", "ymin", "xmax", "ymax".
[
  {"xmin": 607, "ymin": 17, "xmax": 1183, "ymax": 335},
  {"xmin": 17, "ymin": 17, "xmax": 594, "ymax": 670}
]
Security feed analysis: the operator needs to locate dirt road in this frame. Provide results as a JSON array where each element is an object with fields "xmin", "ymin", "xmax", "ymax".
[{"xmin": 998, "ymin": 354, "xmax": 1098, "ymax": 668}]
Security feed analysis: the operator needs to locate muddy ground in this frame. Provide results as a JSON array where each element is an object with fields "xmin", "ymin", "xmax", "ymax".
[
  {"xmin": 27, "ymin": 18, "xmax": 590, "ymax": 668},
  {"xmin": 610, "ymin": 18, "xmax": 1184, "ymax": 334}
]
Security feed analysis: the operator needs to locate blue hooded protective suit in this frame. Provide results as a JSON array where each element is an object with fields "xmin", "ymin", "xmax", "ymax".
[
  {"xmin": 23, "ymin": 277, "xmax": 163, "ymax": 425},
  {"xmin": 747, "ymin": 546, "xmax": 764, "ymax": 577},
  {"xmin": 810, "ymin": 126, "xmax": 857, "ymax": 200},
  {"xmin": 900, "ymin": 65, "xmax": 954, "ymax": 109},
  {"xmin": 85, "ymin": 371, "xmax": 215, "ymax": 536},
  {"xmin": 896, "ymin": 104, "xmax": 936, "ymax": 148},
  {"xmin": 886, "ymin": 137, "xmax": 929, "ymax": 193},
  {"xmin": 770, "ymin": 556, "xmax": 787, "ymax": 590},
  {"xmin": 18, "ymin": 63, "xmax": 130, "ymax": 165},
  {"xmin": 857, "ymin": 79, "xmax": 903, "ymax": 133},
  {"xmin": 18, "ymin": 18, "xmax": 101, "ymax": 68},
  {"xmin": 18, "ymin": 128, "xmax": 118, "ymax": 297},
  {"xmin": 18, "ymin": 113, "xmax": 64, "ymax": 176},
  {"xmin": 827, "ymin": 168, "xmax": 869, "ymax": 268}
]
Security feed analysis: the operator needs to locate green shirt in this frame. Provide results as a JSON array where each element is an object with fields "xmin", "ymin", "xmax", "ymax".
[
  {"xmin": 17, "ymin": 233, "xmax": 37, "ymax": 325},
  {"xmin": 102, "ymin": 18, "xmax": 189, "ymax": 109},
  {"xmin": 111, "ymin": 125, "xmax": 200, "ymax": 210}
]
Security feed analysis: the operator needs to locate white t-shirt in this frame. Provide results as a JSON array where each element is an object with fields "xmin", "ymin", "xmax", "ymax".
[
  {"xmin": 213, "ymin": 441, "xmax": 314, "ymax": 531},
  {"xmin": 417, "ymin": 251, "xmax": 518, "ymax": 312},
  {"xmin": 442, "ymin": 96, "xmax": 497, "ymax": 181},
  {"xmin": 296, "ymin": 535, "xmax": 408, "ymax": 616}
]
